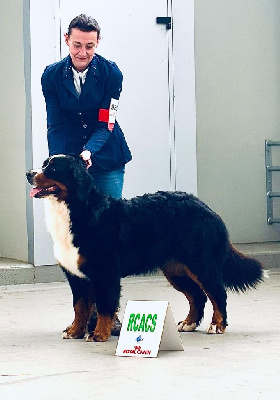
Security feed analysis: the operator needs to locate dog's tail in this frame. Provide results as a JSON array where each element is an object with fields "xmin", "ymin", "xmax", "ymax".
[{"xmin": 223, "ymin": 244, "xmax": 265, "ymax": 292}]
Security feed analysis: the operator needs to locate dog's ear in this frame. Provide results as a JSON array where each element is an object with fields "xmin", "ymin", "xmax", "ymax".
[{"xmin": 67, "ymin": 156, "xmax": 91, "ymax": 203}]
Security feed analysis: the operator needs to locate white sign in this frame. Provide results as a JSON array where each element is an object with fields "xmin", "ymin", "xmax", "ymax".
[{"xmin": 115, "ymin": 301, "xmax": 184, "ymax": 358}]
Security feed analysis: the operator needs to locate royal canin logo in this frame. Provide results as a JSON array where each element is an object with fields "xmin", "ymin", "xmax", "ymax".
[{"xmin": 123, "ymin": 346, "xmax": 151, "ymax": 355}]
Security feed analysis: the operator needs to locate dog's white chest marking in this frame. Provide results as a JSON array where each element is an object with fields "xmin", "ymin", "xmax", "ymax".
[{"xmin": 44, "ymin": 198, "xmax": 86, "ymax": 278}]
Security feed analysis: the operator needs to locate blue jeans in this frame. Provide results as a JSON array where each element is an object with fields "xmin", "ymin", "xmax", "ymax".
[{"xmin": 89, "ymin": 166, "xmax": 125, "ymax": 199}]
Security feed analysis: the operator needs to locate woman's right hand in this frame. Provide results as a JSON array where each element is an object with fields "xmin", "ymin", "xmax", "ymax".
[{"xmin": 80, "ymin": 150, "xmax": 92, "ymax": 169}]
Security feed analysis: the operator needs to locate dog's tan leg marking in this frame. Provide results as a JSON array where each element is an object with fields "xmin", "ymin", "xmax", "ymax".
[
  {"xmin": 186, "ymin": 274, "xmax": 226, "ymax": 334},
  {"xmin": 63, "ymin": 272, "xmax": 96, "ymax": 340},
  {"xmin": 86, "ymin": 313, "xmax": 114, "ymax": 342},
  {"xmin": 63, "ymin": 298, "xmax": 95, "ymax": 339},
  {"xmin": 205, "ymin": 293, "xmax": 226, "ymax": 334},
  {"xmin": 177, "ymin": 293, "xmax": 197, "ymax": 332},
  {"xmin": 163, "ymin": 268, "xmax": 198, "ymax": 332},
  {"xmin": 163, "ymin": 261, "xmax": 226, "ymax": 334},
  {"xmin": 181, "ymin": 267, "xmax": 226, "ymax": 334}
]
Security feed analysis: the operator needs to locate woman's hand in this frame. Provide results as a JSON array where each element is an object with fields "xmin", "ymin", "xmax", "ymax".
[{"xmin": 80, "ymin": 150, "xmax": 92, "ymax": 168}]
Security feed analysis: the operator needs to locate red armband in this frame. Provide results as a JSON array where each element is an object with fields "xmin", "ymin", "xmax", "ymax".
[
  {"xmin": 98, "ymin": 109, "xmax": 109, "ymax": 123},
  {"xmin": 98, "ymin": 99, "xmax": 119, "ymax": 132}
]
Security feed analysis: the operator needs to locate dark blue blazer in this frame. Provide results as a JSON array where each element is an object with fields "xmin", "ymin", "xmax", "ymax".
[{"xmin": 41, "ymin": 54, "xmax": 132, "ymax": 170}]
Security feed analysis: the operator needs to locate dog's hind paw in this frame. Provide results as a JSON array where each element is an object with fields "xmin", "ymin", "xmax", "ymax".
[
  {"xmin": 207, "ymin": 323, "xmax": 226, "ymax": 334},
  {"xmin": 177, "ymin": 321, "xmax": 197, "ymax": 332}
]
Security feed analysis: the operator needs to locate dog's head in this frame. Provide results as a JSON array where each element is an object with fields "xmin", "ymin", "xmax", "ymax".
[{"xmin": 26, "ymin": 154, "xmax": 88, "ymax": 201}]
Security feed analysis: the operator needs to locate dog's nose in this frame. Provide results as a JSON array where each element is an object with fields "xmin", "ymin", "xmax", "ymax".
[{"xmin": 26, "ymin": 170, "xmax": 36, "ymax": 184}]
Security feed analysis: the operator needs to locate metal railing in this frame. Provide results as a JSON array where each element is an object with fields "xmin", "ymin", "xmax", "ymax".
[{"xmin": 265, "ymin": 140, "xmax": 280, "ymax": 224}]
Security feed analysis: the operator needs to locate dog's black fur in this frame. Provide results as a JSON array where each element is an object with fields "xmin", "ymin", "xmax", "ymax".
[{"xmin": 26, "ymin": 155, "xmax": 264, "ymax": 341}]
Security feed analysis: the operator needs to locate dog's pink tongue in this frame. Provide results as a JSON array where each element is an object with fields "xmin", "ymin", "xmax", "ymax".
[{"xmin": 30, "ymin": 188, "xmax": 41, "ymax": 198}]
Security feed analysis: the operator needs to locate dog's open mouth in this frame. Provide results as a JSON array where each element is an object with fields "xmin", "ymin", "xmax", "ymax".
[{"xmin": 30, "ymin": 185, "xmax": 60, "ymax": 198}]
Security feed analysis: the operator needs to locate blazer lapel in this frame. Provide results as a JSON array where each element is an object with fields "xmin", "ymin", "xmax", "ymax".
[
  {"xmin": 79, "ymin": 56, "xmax": 99, "ymax": 100},
  {"xmin": 62, "ymin": 56, "xmax": 79, "ymax": 99}
]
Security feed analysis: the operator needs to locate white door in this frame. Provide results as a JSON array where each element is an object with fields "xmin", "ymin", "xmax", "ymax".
[{"xmin": 59, "ymin": 0, "xmax": 174, "ymax": 197}]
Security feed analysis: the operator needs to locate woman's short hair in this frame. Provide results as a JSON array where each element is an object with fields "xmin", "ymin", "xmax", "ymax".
[{"xmin": 67, "ymin": 14, "xmax": 101, "ymax": 39}]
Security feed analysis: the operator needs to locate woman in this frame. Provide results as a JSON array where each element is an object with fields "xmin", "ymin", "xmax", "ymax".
[
  {"xmin": 41, "ymin": 14, "xmax": 132, "ymax": 199},
  {"xmin": 41, "ymin": 14, "xmax": 131, "ymax": 334}
]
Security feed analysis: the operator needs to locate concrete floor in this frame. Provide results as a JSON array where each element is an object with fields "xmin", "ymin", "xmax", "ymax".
[{"xmin": 0, "ymin": 272, "xmax": 280, "ymax": 399}]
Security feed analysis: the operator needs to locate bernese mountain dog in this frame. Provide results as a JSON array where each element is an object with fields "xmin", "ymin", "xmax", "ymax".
[{"xmin": 26, "ymin": 155, "xmax": 264, "ymax": 342}]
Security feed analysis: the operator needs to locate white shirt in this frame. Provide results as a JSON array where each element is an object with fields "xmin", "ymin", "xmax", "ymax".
[{"xmin": 72, "ymin": 67, "xmax": 88, "ymax": 95}]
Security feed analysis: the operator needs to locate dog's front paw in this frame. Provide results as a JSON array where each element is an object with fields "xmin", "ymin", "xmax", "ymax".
[
  {"xmin": 207, "ymin": 323, "xmax": 226, "ymax": 334},
  {"xmin": 177, "ymin": 321, "xmax": 197, "ymax": 332},
  {"xmin": 62, "ymin": 324, "xmax": 86, "ymax": 339},
  {"xmin": 85, "ymin": 314, "xmax": 113, "ymax": 342},
  {"xmin": 86, "ymin": 330, "xmax": 110, "ymax": 342}
]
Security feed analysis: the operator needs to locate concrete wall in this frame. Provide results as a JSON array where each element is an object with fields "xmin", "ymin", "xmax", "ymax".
[
  {"xmin": 195, "ymin": 0, "xmax": 280, "ymax": 242},
  {"xmin": 0, "ymin": 1, "xmax": 29, "ymax": 260}
]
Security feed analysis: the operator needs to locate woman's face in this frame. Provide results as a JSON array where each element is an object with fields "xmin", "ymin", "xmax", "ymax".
[{"xmin": 65, "ymin": 28, "xmax": 99, "ymax": 71}]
